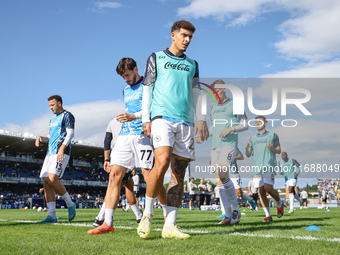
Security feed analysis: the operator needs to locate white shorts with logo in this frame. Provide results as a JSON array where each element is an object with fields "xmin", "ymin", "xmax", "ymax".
[
  {"xmin": 111, "ymin": 134, "xmax": 153, "ymax": 170},
  {"xmin": 40, "ymin": 154, "xmax": 70, "ymax": 178},
  {"xmin": 211, "ymin": 146, "xmax": 237, "ymax": 171},
  {"xmin": 253, "ymin": 172, "xmax": 275, "ymax": 188},
  {"xmin": 230, "ymin": 174, "xmax": 242, "ymax": 189},
  {"xmin": 151, "ymin": 118, "xmax": 195, "ymax": 160},
  {"xmin": 285, "ymin": 178, "xmax": 297, "ymax": 187}
]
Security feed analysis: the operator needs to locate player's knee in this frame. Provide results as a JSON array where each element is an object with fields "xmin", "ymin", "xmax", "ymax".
[
  {"xmin": 264, "ymin": 185, "xmax": 273, "ymax": 193},
  {"xmin": 155, "ymin": 157, "xmax": 171, "ymax": 170},
  {"xmin": 48, "ymin": 175, "xmax": 59, "ymax": 185}
]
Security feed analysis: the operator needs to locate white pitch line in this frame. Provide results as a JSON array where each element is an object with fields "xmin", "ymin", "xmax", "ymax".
[{"xmin": 1, "ymin": 219, "xmax": 339, "ymax": 242}]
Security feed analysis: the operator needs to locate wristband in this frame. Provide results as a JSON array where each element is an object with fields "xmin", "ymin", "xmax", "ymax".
[{"xmin": 104, "ymin": 159, "xmax": 110, "ymax": 162}]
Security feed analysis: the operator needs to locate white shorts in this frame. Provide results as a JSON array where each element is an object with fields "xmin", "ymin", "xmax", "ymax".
[
  {"xmin": 211, "ymin": 146, "xmax": 237, "ymax": 170},
  {"xmin": 40, "ymin": 154, "xmax": 70, "ymax": 178},
  {"xmin": 253, "ymin": 172, "xmax": 275, "ymax": 188},
  {"xmin": 285, "ymin": 178, "xmax": 297, "ymax": 187},
  {"xmin": 151, "ymin": 118, "xmax": 195, "ymax": 160},
  {"xmin": 111, "ymin": 134, "xmax": 153, "ymax": 170},
  {"xmin": 230, "ymin": 174, "xmax": 242, "ymax": 189}
]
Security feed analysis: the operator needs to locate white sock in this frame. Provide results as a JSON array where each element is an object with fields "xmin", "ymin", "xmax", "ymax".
[
  {"xmin": 61, "ymin": 192, "xmax": 74, "ymax": 207},
  {"xmin": 161, "ymin": 204, "xmax": 167, "ymax": 217},
  {"xmin": 126, "ymin": 204, "xmax": 130, "ymax": 211},
  {"xmin": 47, "ymin": 202, "xmax": 56, "ymax": 219},
  {"xmin": 295, "ymin": 193, "xmax": 302, "ymax": 203},
  {"xmin": 219, "ymin": 198, "xmax": 226, "ymax": 215},
  {"xmin": 289, "ymin": 193, "xmax": 294, "ymax": 210},
  {"xmin": 242, "ymin": 192, "xmax": 252, "ymax": 202},
  {"xmin": 222, "ymin": 178, "xmax": 239, "ymax": 212},
  {"xmin": 97, "ymin": 202, "xmax": 106, "ymax": 221},
  {"xmin": 130, "ymin": 203, "xmax": 142, "ymax": 219},
  {"xmin": 164, "ymin": 206, "xmax": 178, "ymax": 227},
  {"xmin": 263, "ymin": 207, "xmax": 271, "ymax": 217},
  {"xmin": 276, "ymin": 199, "xmax": 282, "ymax": 207},
  {"xmin": 218, "ymin": 185, "xmax": 231, "ymax": 218},
  {"xmin": 144, "ymin": 196, "xmax": 156, "ymax": 215},
  {"xmin": 104, "ymin": 209, "xmax": 114, "ymax": 227}
]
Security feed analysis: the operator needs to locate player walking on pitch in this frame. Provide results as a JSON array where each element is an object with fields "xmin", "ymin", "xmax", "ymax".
[
  {"xmin": 91, "ymin": 118, "xmax": 143, "ymax": 227},
  {"xmin": 196, "ymin": 79, "xmax": 249, "ymax": 225},
  {"xmin": 35, "ymin": 95, "xmax": 76, "ymax": 223},
  {"xmin": 279, "ymin": 151, "xmax": 303, "ymax": 213},
  {"xmin": 88, "ymin": 58, "xmax": 167, "ymax": 234},
  {"xmin": 245, "ymin": 116, "xmax": 284, "ymax": 222},
  {"xmin": 138, "ymin": 20, "xmax": 209, "ymax": 239}
]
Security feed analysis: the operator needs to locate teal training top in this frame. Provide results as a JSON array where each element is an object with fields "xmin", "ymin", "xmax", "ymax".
[
  {"xmin": 249, "ymin": 131, "xmax": 280, "ymax": 176},
  {"xmin": 143, "ymin": 49, "xmax": 198, "ymax": 123}
]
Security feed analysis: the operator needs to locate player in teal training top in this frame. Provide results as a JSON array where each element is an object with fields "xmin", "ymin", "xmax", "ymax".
[
  {"xmin": 245, "ymin": 115, "xmax": 284, "ymax": 222},
  {"xmin": 139, "ymin": 20, "xmax": 209, "ymax": 240},
  {"xmin": 197, "ymin": 79, "xmax": 249, "ymax": 225},
  {"xmin": 279, "ymin": 151, "xmax": 303, "ymax": 213}
]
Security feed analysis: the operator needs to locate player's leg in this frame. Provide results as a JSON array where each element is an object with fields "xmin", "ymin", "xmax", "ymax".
[
  {"xmin": 93, "ymin": 195, "xmax": 106, "ymax": 227},
  {"xmin": 162, "ymin": 154, "xmax": 190, "ymax": 239},
  {"xmin": 255, "ymin": 175, "xmax": 272, "ymax": 222},
  {"xmin": 138, "ymin": 146, "xmax": 172, "ymax": 238},
  {"xmin": 141, "ymin": 167, "xmax": 167, "ymax": 220},
  {"xmin": 263, "ymin": 173, "xmax": 283, "ymax": 218},
  {"xmin": 288, "ymin": 185, "xmax": 295, "ymax": 213},
  {"xmin": 37, "ymin": 178, "xmax": 58, "ymax": 223},
  {"xmin": 215, "ymin": 177, "xmax": 231, "ymax": 224},
  {"xmin": 88, "ymin": 164, "xmax": 127, "ymax": 234},
  {"xmin": 124, "ymin": 177, "xmax": 143, "ymax": 222},
  {"xmin": 37, "ymin": 156, "xmax": 57, "ymax": 223}
]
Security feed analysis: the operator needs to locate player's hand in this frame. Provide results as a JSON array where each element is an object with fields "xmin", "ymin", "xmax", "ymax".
[
  {"xmin": 57, "ymin": 150, "xmax": 64, "ymax": 163},
  {"xmin": 143, "ymin": 122, "xmax": 151, "ymax": 138},
  {"xmin": 219, "ymin": 128, "xmax": 232, "ymax": 138},
  {"xmin": 35, "ymin": 136, "xmax": 42, "ymax": 147},
  {"xmin": 267, "ymin": 141, "xmax": 273, "ymax": 151},
  {"xmin": 116, "ymin": 113, "xmax": 136, "ymax": 123},
  {"xmin": 244, "ymin": 142, "xmax": 250, "ymax": 149},
  {"xmin": 104, "ymin": 162, "xmax": 110, "ymax": 173},
  {"xmin": 195, "ymin": 120, "xmax": 209, "ymax": 142},
  {"xmin": 195, "ymin": 135, "xmax": 203, "ymax": 144}
]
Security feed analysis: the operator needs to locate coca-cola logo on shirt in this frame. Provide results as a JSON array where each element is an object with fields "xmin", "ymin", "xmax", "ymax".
[{"xmin": 164, "ymin": 62, "xmax": 190, "ymax": 71}]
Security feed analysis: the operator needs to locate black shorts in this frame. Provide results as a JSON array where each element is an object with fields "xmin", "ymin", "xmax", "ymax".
[
  {"xmin": 302, "ymin": 199, "xmax": 307, "ymax": 203},
  {"xmin": 189, "ymin": 194, "xmax": 196, "ymax": 201},
  {"xmin": 134, "ymin": 190, "xmax": 140, "ymax": 197},
  {"xmin": 322, "ymin": 198, "xmax": 327, "ymax": 203},
  {"xmin": 122, "ymin": 171, "xmax": 132, "ymax": 184},
  {"xmin": 252, "ymin": 193, "xmax": 259, "ymax": 200}
]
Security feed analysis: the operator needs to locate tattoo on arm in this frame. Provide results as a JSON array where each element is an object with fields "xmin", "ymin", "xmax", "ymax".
[{"xmin": 167, "ymin": 158, "xmax": 189, "ymax": 207}]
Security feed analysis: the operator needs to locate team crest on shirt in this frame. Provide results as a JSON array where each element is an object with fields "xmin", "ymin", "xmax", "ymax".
[{"xmin": 154, "ymin": 135, "xmax": 161, "ymax": 142}]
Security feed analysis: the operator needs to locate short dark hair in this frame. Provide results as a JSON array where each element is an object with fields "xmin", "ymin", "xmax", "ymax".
[
  {"xmin": 48, "ymin": 95, "xmax": 62, "ymax": 105},
  {"xmin": 116, "ymin": 58, "xmax": 137, "ymax": 75},
  {"xmin": 255, "ymin": 115, "xmax": 267, "ymax": 122},
  {"xmin": 171, "ymin": 20, "xmax": 196, "ymax": 33},
  {"xmin": 211, "ymin": 79, "xmax": 225, "ymax": 88}
]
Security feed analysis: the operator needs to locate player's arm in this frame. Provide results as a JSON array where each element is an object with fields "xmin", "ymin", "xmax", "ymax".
[
  {"xmin": 103, "ymin": 123, "xmax": 113, "ymax": 173},
  {"xmin": 267, "ymin": 133, "xmax": 281, "ymax": 154},
  {"xmin": 234, "ymin": 148, "xmax": 244, "ymax": 161},
  {"xmin": 35, "ymin": 136, "xmax": 49, "ymax": 147},
  {"xmin": 116, "ymin": 112, "xmax": 141, "ymax": 123},
  {"xmin": 220, "ymin": 114, "xmax": 249, "ymax": 138},
  {"xmin": 245, "ymin": 138, "xmax": 252, "ymax": 158},
  {"xmin": 248, "ymin": 182, "xmax": 253, "ymax": 196},
  {"xmin": 142, "ymin": 54, "xmax": 156, "ymax": 138},
  {"xmin": 57, "ymin": 113, "xmax": 75, "ymax": 162},
  {"xmin": 293, "ymin": 159, "xmax": 301, "ymax": 178}
]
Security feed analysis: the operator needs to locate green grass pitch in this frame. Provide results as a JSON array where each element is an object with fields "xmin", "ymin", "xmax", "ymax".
[{"xmin": 0, "ymin": 207, "xmax": 339, "ymax": 254}]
